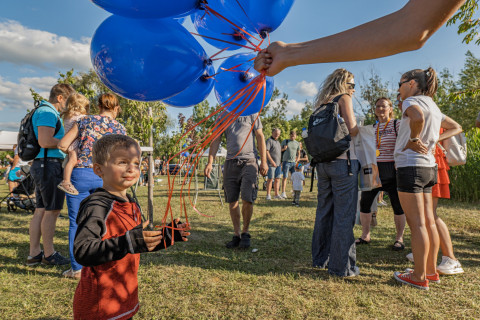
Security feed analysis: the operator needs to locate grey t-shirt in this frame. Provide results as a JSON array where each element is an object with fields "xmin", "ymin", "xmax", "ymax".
[
  {"xmin": 281, "ymin": 139, "xmax": 300, "ymax": 163},
  {"xmin": 265, "ymin": 137, "xmax": 281, "ymax": 166},
  {"xmin": 217, "ymin": 113, "xmax": 262, "ymax": 159}
]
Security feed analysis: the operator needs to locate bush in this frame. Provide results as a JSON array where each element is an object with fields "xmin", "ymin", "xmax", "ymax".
[{"xmin": 449, "ymin": 128, "xmax": 480, "ymax": 202}]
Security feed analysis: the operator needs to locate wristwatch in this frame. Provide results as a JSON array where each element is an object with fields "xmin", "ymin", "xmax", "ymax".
[{"xmin": 409, "ymin": 137, "xmax": 419, "ymax": 142}]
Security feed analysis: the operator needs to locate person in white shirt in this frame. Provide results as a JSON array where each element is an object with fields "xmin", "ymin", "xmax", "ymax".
[
  {"xmin": 290, "ymin": 163, "xmax": 305, "ymax": 207},
  {"xmin": 393, "ymin": 67, "xmax": 444, "ymax": 290}
]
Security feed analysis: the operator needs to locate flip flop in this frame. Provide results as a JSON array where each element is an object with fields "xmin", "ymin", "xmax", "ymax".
[
  {"xmin": 355, "ymin": 238, "xmax": 370, "ymax": 245},
  {"xmin": 392, "ymin": 240, "xmax": 405, "ymax": 251}
]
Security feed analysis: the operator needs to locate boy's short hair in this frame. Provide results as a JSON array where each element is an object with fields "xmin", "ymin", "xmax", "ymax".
[
  {"xmin": 93, "ymin": 134, "xmax": 141, "ymax": 165},
  {"xmin": 48, "ymin": 83, "xmax": 76, "ymax": 103}
]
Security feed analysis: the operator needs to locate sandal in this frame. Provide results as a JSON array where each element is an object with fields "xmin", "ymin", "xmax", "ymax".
[
  {"xmin": 57, "ymin": 181, "xmax": 79, "ymax": 195},
  {"xmin": 355, "ymin": 238, "xmax": 370, "ymax": 245},
  {"xmin": 392, "ymin": 240, "xmax": 405, "ymax": 251}
]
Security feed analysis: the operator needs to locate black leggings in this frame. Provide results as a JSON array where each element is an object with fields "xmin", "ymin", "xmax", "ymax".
[{"xmin": 360, "ymin": 162, "xmax": 404, "ymax": 215}]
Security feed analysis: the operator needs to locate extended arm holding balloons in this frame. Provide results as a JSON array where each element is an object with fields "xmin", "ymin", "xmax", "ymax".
[{"xmin": 254, "ymin": 0, "xmax": 465, "ymax": 76}]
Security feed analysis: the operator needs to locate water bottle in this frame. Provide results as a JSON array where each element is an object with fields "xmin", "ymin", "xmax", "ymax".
[
  {"xmin": 337, "ymin": 114, "xmax": 345, "ymax": 124},
  {"xmin": 301, "ymin": 127, "xmax": 308, "ymax": 138}
]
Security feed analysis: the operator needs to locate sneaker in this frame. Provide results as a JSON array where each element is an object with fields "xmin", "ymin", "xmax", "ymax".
[
  {"xmin": 266, "ymin": 194, "xmax": 272, "ymax": 200},
  {"xmin": 239, "ymin": 232, "xmax": 251, "ymax": 249},
  {"xmin": 393, "ymin": 271, "xmax": 429, "ymax": 290},
  {"xmin": 378, "ymin": 200, "xmax": 388, "ymax": 207},
  {"xmin": 406, "ymin": 252, "xmax": 414, "ymax": 262},
  {"xmin": 280, "ymin": 192, "xmax": 287, "ymax": 199},
  {"xmin": 295, "ymin": 204, "xmax": 299, "ymax": 207},
  {"xmin": 273, "ymin": 195, "xmax": 282, "ymax": 200},
  {"xmin": 437, "ymin": 256, "xmax": 464, "ymax": 275},
  {"xmin": 26, "ymin": 250, "xmax": 44, "ymax": 266},
  {"xmin": 405, "ymin": 268, "xmax": 440, "ymax": 283},
  {"xmin": 62, "ymin": 268, "xmax": 81, "ymax": 279},
  {"xmin": 226, "ymin": 236, "xmax": 241, "ymax": 249},
  {"xmin": 42, "ymin": 251, "xmax": 69, "ymax": 265},
  {"xmin": 292, "ymin": 201, "xmax": 296, "ymax": 205}
]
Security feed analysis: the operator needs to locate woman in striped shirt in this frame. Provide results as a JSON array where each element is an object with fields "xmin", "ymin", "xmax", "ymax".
[{"xmin": 356, "ymin": 97, "xmax": 406, "ymax": 250}]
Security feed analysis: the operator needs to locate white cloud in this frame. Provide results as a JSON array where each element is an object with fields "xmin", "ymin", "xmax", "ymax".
[
  {"xmin": 294, "ymin": 81, "xmax": 318, "ymax": 97},
  {"xmin": 0, "ymin": 122, "xmax": 21, "ymax": 131},
  {"xmin": 0, "ymin": 75, "xmax": 55, "ymax": 112},
  {"xmin": 0, "ymin": 20, "xmax": 91, "ymax": 71},
  {"xmin": 270, "ymin": 98, "xmax": 305, "ymax": 117}
]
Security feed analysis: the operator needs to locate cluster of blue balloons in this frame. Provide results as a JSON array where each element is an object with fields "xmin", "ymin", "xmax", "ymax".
[{"xmin": 90, "ymin": 0, "xmax": 295, "ymax": 115}]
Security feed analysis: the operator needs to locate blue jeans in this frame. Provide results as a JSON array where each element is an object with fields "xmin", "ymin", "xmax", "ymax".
[
  {"xmin": 282, "ymin": 161, "xmax": 295, "ymax": 178},
  {"xmin": 66, "ymin": 168, "xmax": 103, "ymax": 271},
  {"xmin": 312, "ymin": 159, "xmax": 360, "ymax": 277}
]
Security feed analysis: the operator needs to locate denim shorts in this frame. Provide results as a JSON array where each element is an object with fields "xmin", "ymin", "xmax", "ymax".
[
  {"xmin": 267, "ymin": 166, "xmax": 282, "ymax": 179},
  {"xmin": 282, "ymin": 161, "xmax": 296, "ymax": 178},
  {"xmin": 396, "ymin": 166, "xmax": 437, "ymax": 193}
]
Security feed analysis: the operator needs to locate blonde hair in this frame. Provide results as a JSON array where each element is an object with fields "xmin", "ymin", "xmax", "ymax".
[
  {"xmin": 314, "ymin": 68, "xmax": 354, "ymax": 107},
  {"xmin": 401, "ymin": 67, "xmax": 438, "ymax": 97},
  {"xmin": 93, "ymin": 134, "xmax": 140, "ymax": 165},
  {"xmin": 62, "ymin": 93, "xmax": 90, "ymax": 119},
  {"xmin": 374, "ymin": 97, "xmax": 394, "ymax": 121}
]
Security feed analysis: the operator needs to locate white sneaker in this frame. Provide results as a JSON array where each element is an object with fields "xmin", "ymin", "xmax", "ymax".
[
  {"xmin": 266, "ymin": 195, "xmax": 272, "ymax": 200},
  {"xmin": 280, "ymin": 192, "xmax": 287, "ymax": 199},
  {"xmin": 437, "ymin": 256, "xmax": 464, "ymax": 275},
  {"xmin": 378, "ymin": 200, "xmax": 388, "ymax": 207},
  {"xmin": 406, "ymin": 252, "xmax": 414, "ymax": 263},
  {"xmin": 273, "ymin": 195, "xmax": 282, "ymax": 200}
]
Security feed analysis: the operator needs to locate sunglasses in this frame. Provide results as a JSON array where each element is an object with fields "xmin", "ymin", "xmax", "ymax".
[
  {"xmin": 398, "ymin": 80, "xmax": 410, "ymax": 88},
  {"xmin": 347, "ymin": 83, "xmax": 355, "ymax": 89}
]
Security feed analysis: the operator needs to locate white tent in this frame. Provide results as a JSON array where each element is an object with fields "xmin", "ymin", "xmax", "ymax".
[
  {"xmin": 0, "ymin": 131, "xmax": 17, "ymax": 151},
  {"xmin": 193, "ymin": 146, "xmax": 227, "ymax": 158}
]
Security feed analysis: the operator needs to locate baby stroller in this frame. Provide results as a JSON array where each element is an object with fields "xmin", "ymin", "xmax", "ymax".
[{"xmin": 1, "ymin": 165, "xmax": 36, "ymax": 213}]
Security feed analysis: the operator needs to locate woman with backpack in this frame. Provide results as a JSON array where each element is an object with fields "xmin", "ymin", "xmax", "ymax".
[
  {"xmin": 357, "ymin": 97, "xmax": 406, "ymax": 250},
  {"xmin": 311, "ymin": 68, "xmax": 360, "ymax": 277}
]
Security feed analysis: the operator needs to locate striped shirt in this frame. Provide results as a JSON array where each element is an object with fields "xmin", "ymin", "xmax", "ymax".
[{"xmin": 375, "ymin": 119, "xmax": 400, "ymax": 162}]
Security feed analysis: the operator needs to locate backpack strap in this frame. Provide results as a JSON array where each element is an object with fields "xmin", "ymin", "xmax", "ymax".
[
  {"xmin": 310, "ymin": 160, "xmax": 316, "ymax": 192},
  {"xmin": 332, "ymin": 94, "xmax": 347, "ymax": 103},
  {"xmin": 37, "ymin": 102, "xmax": 62, "ymax": 181},
  {"xmin": 394, "ymin": 119, "xmax": 398, "ymax": 137}
]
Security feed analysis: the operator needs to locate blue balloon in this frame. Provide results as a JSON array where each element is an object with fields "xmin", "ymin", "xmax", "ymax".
[
  {"xmin": 191, "ymin": 0, "xmax": 250, "ymax": 51},
  {"xmin": 164, "ymin": 64, "xmax": 215, "ymax": 107},
  {"xmin": 91, "ymin": 16, "xmax": 208, "ymax": 101},
  {"xmin": 214, "ymin": 53, "xmax": 273, "ymax": 116},
  {"xmin": 91, "ymin": 0, "xmax": 200, "ymax": 19},
  {"xmin": 220, "ymin": 0, "xmax": 295, "ymax": 36}
]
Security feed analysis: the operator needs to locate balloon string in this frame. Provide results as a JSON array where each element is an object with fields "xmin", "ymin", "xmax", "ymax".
[
  {"xmin": 190, "ymin": 32, "xmax": 256, "ymax": 51},
  {"xmin": 232, "ymin": 0, "xmax": 262, "ymax": 39},
  {"xmin": 203, "ymin": 5, "xmax": 260, "ymax": 41}
]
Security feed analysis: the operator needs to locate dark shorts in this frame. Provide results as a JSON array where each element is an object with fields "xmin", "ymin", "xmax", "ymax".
[
  {"xmin": 31, "ymin": 158, "xmax": 65, "ymax": 211},
  {"xmin": 360, "ymin": 162, "xmax": 404, "ymax": 215},
  {"xmin": 223, "ymin": 159, "xmax": 258, "ymax": 203},
  {"xmin": 396, "ymin": 166, "xmax": 437, "ymax": 194}
]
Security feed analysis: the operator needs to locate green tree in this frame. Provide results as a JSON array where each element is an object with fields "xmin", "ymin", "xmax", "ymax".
[
  {"xmin": 448, "ymin": 0, "xmax": 480, "ymax": 45},
  {"xmin": 358, "ymin": 70, "xmax": 394, "ymax": 125}
]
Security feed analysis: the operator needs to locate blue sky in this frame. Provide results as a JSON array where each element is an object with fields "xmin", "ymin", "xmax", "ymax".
[{"xmin": 0, "ymin": 0, "xmax": 479, "ymax": 132}]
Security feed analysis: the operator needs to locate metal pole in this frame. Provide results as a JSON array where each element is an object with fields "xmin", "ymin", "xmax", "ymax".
[{"xmin": 147, "ymin": 106, "xmax": 154, "ymax": 229}]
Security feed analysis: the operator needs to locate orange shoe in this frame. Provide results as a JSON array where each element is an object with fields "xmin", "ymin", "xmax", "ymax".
[
  {"xmin": 394, "ymin": 272, "xmax": 429, "ymax": 290},
  {"xmin": 405, "ymin": 268, "xmax": 440, "ymax": 283}
]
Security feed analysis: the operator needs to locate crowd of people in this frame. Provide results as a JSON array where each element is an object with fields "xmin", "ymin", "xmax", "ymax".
[{"xmin": 6, "ymin": 0, "xmax": 475, "ymax": 317}]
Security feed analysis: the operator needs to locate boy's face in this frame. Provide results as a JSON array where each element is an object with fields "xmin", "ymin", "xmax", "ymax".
[{"xmin": 94, "ymin": 146, "xmax": 141, "ymax": 191}]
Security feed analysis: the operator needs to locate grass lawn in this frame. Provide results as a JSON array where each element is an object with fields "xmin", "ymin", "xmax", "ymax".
[{"xmin": 0, "ymin": 178, "xmax": 479, "ymax": 320}]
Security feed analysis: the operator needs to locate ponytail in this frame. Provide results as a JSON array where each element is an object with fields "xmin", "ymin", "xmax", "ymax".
[{"xmin": 401, "ymin": 67, "xmax": 438, "ymax": 97}]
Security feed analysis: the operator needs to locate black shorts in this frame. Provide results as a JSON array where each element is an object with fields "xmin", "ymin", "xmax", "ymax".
[
  {"xmin": 31, "ymin": 158, "xmax": 65, "ymax": 211},
  {"xmin": 360, "ymin": 162, "xmax": 404, "ymax": 215},
  {"xmin": 223, "ymin": 159, "xmax": 258, "ymax": 203},
  {"xmin": 396, "ymin": 166, "xmax": 437, "ymax": 194}
]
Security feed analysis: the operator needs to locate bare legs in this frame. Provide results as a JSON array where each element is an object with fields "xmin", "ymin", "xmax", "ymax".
[
  {"xmin": 358, "ymin": 212, "xmax": 405, "ymax": 243},
  {"xmin": 229, "ymin": 200, "xmax": 253, "ymax": 236},
  {"xmin": 433, "ymin": 197, "xmax": 456, "ymax": 259},
  {"xmin": 398, "ymin": 192, "xmax": 439, "ymax": 281},
  {"xmin": 29, "ymin": 208, "xmax": 61, "ymax": 257}
]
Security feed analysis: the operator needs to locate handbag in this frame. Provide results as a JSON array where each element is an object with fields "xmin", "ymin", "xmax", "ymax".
[{"xmin": 443, "ymin": 133, "xmax": 467, "ymax": 166}]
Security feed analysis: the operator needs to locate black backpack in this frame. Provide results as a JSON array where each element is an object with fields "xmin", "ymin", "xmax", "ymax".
[
  {"xmin": 304, "ymin": 94, "xmax": 351, "ymax": 163},
  {"xmin": 304, "ymin": 94, "xmax": 352, "ymax": 191},
  {"xmin": 17, "ymin": 101, "xmax": 61, "ymax": 161}
]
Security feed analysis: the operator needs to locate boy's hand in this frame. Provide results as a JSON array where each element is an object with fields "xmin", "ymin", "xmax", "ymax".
[
  {"xmin": 174, "ymin": 218, "xmax": 191, "ymax": 242},
  {"xmin": 142, "ymin": 220, "xmax": 163, "ymax": 252}
]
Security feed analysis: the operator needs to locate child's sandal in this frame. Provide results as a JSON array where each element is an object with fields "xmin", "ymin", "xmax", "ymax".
[{"xmin": 57, "ymin": 181, "xmax": 79, "ymax": 195}]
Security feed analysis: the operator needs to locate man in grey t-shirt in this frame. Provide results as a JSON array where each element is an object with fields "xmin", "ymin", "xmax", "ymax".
[
  {"xmin": 280, "ymin": 130, "xmax": 300, "ymax": 199},
  {"xmin": 205, "ymin": 113, "xmax": 268, "ymax": 249},
  {"xmin": 265, "ymin": 128, "xmax": 282, "ymax": 200}
]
